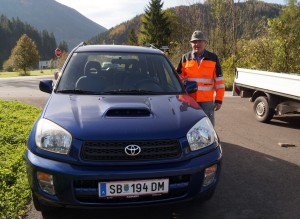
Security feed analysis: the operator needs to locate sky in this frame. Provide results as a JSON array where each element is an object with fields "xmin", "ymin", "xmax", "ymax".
[{"xmin": 55, "ymin": 0, "xmax": 287, "ymax": 29}]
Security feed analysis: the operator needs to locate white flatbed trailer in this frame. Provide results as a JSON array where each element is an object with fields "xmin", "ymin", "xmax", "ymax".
[{"xmin": 233, "ymin": 68, "xmax": 300, "ymax": 122}]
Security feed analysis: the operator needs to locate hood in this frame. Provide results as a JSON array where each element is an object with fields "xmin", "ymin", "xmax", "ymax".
[{"xmin": 43, "ymin": 94, "xmax": 205, "ymax": 140}]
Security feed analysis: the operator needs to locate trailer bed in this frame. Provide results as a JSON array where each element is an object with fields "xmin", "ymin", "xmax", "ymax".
[{"xmin": 234, "ymin": 68, "xmax": 300, "ymax": 100}]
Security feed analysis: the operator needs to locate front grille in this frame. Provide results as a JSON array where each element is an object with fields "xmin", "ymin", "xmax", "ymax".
[
  {"xmin": 73, "ymin": 175, "xmax": 190, "ymax": 203},
  {"xmin": 81, "ymin": 139, "xmax": 181, "ymax": 161}
]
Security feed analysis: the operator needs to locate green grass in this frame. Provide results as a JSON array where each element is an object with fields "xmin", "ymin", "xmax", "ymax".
[
  {"xmin": 0, "ymin": 69, "xmax": 58, "ymax": 78},
  {"xmin": 0, "ymin": 100, "xmax": 41, "ymax": 219}
]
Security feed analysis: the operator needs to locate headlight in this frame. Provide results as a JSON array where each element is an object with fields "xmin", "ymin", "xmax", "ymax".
[
  {"xmin": 187, "ymin": 117, "xmax": 218, "ymax": 151},
  {"xmin": 35, "ymin": 119, "xmax": 72, "ymax": 154}
]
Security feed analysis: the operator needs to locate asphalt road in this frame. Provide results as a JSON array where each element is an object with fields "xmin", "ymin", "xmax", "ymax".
[
  {"xmin": 0, "ymin": 75, "xmax": 53, "ymax": 108},
  {"xmin": 1, "ymin": 76, "xmax": 300, "ymax": 219}
]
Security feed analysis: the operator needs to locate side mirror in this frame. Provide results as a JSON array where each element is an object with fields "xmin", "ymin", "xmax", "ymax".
[
  {"xmin": 185, "ymin": 81, "xmax": 198, "ymax": 94},
  {"xmin": 39, "ymin": 80, "xmax": 53, "ymax": 94}
]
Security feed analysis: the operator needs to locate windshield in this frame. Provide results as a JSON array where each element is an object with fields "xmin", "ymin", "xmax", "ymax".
[{"xmin": 56, "ymin": 52, "xmax": 184, "ymax": 94}]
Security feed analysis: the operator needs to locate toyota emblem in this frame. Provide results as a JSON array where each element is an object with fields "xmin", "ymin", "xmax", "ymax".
[{"xmin": 125, "ymin": 145, "xmax": 141, "ymax": 156}]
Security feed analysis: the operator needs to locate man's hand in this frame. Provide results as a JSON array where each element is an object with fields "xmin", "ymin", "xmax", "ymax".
[{"xmin": 214, "ymin": 103, "xmax": 222, "ymax": 111}]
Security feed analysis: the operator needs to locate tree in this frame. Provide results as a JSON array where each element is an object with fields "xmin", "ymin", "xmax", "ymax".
[
  {"xmin": 139, "ymin": 0, "xmax": 171, "ymax": 48},
  {"xmin": 2, "ymin": 58, "xmax": 14, "ymax": 72},
  {"xmin": 40, "ymin": 31, "xmax": 57, "ymax": 60},
  {"xmin": 127, "ymin": 28, "xmax": 138, "ymax": 45},
  {"xmin": 0, "ymin": 15, "xmax": 58, "ymax": 69},
  {"xmin": 236, "ymin": 36, "xmax": 274, "ymax": 71},
  {"xmin": 207, "ymin": 0, "xmax": 238, "ymax": 59},
  {"xmin": 236, "ymin": 0, "xmax": 300, "ymax": 73},
  {"xmin": 57, "ymin": 51, "xmax": 69, "ymax": 70},
  {"xmin": 268, "ymin": 0, "xmax": 300, "ymax": 73},
  {"xmin": 58, "ymin": 40, "xmax": 69, "ymax": 52},
  {"xmin": 8, "ymin": 34, "xmax": 39, "ymax": 76}
]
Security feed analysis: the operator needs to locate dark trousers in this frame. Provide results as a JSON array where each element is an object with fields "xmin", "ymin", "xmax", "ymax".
[{"xmin": 198, "ymin": 101, "xmax": 215, "ymax": 126}]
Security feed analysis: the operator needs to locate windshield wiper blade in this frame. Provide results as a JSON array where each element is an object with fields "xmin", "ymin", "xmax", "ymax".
[
  {"xmin": 103, "ymin": 90, "xmax": 161, "ymax": 95},
  {"xmin": 56, "ymin": 89, "xmax": 99, "ymax": 94}
]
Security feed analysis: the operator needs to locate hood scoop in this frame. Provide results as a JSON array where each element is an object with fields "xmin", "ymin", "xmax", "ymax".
[{"xmin": 105, "ymin": 108, "xmax": 151, "ymax": 117}]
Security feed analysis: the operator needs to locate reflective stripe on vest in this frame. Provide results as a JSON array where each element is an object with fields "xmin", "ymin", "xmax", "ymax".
[
  {"xmin": 188, "ymin": 78, "xmax": 214, "ymax": 83},
  {"xmin": 215, "ymin": 84, "xmax": 225, "ymax": 89},
  {"xmin": 215, "ymin": 77, "xmax": 224, "ymax": 82},
  {"xmin": 198, "ymin": 85, "xmax": 215, "ymax": 90}
]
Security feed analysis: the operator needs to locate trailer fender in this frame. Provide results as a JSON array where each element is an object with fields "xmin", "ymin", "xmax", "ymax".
[{"xmin": 251, "ymin": 91, "xmax": 278, "ymax": 109}]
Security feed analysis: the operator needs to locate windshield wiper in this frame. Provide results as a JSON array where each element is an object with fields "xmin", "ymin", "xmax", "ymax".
[
  {"xmin": 56, "ymin": 89, "xmax": 100, "ymax": 94},
  {"xmin": 57, "ymin": 89, "xmax": 163, "ymax": 95},
  {"xmin": 103, "ymin": 90, "xmax": 162, "ymax": 95}
]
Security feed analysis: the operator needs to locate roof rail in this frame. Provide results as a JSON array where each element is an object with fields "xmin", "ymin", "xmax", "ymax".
[
  {"xmin": 143, "ymin": 43, "xmax": 159, "ymax": 50},
  {"xmin": 77, "ymin": 41, "xmax": 87, "ymax": 48}
]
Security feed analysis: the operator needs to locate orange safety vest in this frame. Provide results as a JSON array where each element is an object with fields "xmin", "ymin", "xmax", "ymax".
[{"xmin": 177, "ymin": 50, "xmax": 225, "ymax": 103}]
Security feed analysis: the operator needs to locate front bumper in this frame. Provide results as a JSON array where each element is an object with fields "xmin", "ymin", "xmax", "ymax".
[{"xmin": 26, "ymin": 146, "xmax": 222, "ymax": 208}]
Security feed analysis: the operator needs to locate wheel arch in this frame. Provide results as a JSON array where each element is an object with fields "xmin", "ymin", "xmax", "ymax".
[
  {"xmin": 251, "ymin": 91, "xmax": 278, "ymax": 109},
  {"xmin": 251, "ymin": 90, "xmax": 268, "ymax": 102}
]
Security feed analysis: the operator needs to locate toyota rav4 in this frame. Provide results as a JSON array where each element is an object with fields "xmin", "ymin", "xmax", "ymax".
[{"xmin": 26, "ymin": 43, "xmax": 222, "ymax": 212}]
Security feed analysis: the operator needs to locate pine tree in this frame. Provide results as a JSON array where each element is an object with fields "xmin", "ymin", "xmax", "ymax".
[
  {"xmin": 8, "ymin": 34, "xmax": 39, "ymax": 76},
  {"xmin": 139, "ymin": 0, "xmax": 171, "ymax": 48},
  {"xmin": 127, "ymin": 29, "xmax": 138, "ymax": 45},
  {"xmin": 58, "ymin": 40, "xmax": 69, "ymax": 52}
]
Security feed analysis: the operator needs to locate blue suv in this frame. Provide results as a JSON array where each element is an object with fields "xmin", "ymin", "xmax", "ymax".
[{"xmin": 26, "ymin": 43, "xmax": 222, "ymax": 212}]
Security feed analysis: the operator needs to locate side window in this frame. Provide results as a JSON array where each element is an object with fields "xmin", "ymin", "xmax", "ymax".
[
  {"xmin": 57, "ymin": 53, "xmax": 86, "ymax": 90},
  {"xmin": 163, "ymin": 60, "xmax": 177, "ymax": 89},
  {"xmin": 164, "ymin": 64, "xmax": 172, "ymax": 86},
  {"xmin": 147, "ymin": 55, "xmax": 170, "ymax": 85},
  {"xmin": 157, "ymin": 56, "xmax": 182, "ymax": 92}
]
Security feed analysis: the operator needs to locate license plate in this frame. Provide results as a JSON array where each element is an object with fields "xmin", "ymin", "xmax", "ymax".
[{"xmin": 98, "ymin": 178, "xmax": 169, "ymax": 198}]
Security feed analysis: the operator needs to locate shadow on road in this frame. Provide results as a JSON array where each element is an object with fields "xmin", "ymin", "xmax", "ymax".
[
  {"xmin": 32, "ymin": 142, "xmax": 300, "ymax": 219},
  {"xmin": 269, "ymin": 114, "xmax": 300, "ymax": 130}
]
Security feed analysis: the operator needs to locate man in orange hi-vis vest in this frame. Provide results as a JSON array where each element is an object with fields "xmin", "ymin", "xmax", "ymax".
[{"xmin": 177, "ymin": 30, "xmax": 225, "ymax": 126}]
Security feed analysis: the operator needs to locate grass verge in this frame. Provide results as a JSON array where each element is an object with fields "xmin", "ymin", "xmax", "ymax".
[
  {"xmin": 0, "ymin": 100, "xmax": 41, "ymax": 219},
  {"xmin": 0, "ymin": 69, "xmax": 57, "ymax": 78}
]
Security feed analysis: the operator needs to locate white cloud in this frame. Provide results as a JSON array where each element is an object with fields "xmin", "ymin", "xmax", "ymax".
[
  {"xmin": 87, "ymin": 1, "xmax": 146, "ymax": 28},
  {"xmin": 55, "ymin": 0, "xmax": 190, "ymax": 28},
  {"xmin": 55, "ymin": 0, "xmax": 286, "ymax": 29}
]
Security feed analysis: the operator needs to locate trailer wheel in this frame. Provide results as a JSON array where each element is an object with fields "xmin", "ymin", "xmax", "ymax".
[{"xmin": 253, "ymin": 96, "xmax": 275, "ymax": 123}]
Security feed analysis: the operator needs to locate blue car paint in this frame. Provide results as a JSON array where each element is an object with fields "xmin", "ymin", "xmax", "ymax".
[
  {"xmin": 26, "ymin": 146, "xmax": 221, "ymax": 207},
  {"xmin": 41, "ymin": 94, "xmax": 203, "ymax": 140},
  {"xmin": 26, "ymin": 45, "xmax": 222, "ymax": 210}
]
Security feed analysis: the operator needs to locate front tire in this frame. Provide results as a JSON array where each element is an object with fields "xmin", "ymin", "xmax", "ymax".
[
  {"xmin": 192, "ymin": 188, "xmax": 216, "ymax": 205},
  {"xmin": 253, "ymin": 96, "xmax": 274, "ymax": 123},
  {"xmin": 32, "ymin": 194, "xmax": 60, "ymax": 213}
]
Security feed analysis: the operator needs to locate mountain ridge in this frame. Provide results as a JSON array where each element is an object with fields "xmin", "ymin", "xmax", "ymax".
[{"xmin": 0, "ymin": 0, "xmax": 107, "ymax": 49}]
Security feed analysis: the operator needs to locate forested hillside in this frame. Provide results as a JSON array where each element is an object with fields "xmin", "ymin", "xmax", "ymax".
[
  {"xmin": 0, "ymin": 15, "xmax": 57, "ymax": 69},
  {"xmin": 89, "ymin": 1, "xmax": 300, "ymax": 86},
  {"xmin": 89, "ymin": 15, "xmax": 143, "ymax": 46},
  {"xmin": 89, "ymin": 1, "xmax": 282, "ymax": 47}
]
